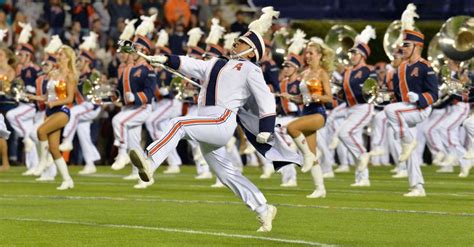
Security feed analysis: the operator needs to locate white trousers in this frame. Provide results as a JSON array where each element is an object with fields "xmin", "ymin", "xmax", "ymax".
[
  {"xmin": 338, "ymin": 104, "xmax": 373, "ymax": 158},
  {"xmin": 0, "ymin": 114, "xmax": 10, "ymax": 139},
  {"xmin": 112, "ymin": 105, "xmax": 152, "ymax": 153},
  {"xmin": 424, "ymin": 108, "xmax": 447, "ymax": 155},
  {"xmin": 62, "ymin": 102, "xmax": 101, "ymax": 164},
  {"xmin": 276, "ymin": 116, "xmax": 297, "ymax": 182},
  {"xmin": 463, "ymin": 113, "xmax": 474, "ymax": 151},
  {"xmin": 6, "ymin": 103, "xmax": 37, "ymax": 169},
  {"xmin": 370, "ymin": 110, "xmax": 390, "ymax": 165}
]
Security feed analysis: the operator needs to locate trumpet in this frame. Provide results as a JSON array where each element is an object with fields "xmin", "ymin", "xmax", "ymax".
[
  {"xmin": 82, "ymin": 71, "xmax": 121, "ymax": 105},
  {"xmin": 0, "ymin": 77, "xmax": 29, "ymax": 102},
  {"xmin": 362, "ymin": 77, "xmax": 393, "ymax": 106}
]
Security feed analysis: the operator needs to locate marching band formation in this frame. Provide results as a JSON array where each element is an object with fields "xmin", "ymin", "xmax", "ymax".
[{"xmin": 0, "ymin": 4, "xmax": 472, "ymax": 232}]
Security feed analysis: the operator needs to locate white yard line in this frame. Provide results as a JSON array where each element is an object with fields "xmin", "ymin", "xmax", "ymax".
[
  {"xmin": 2, "ymin": 194, "xmax": 474, "ymax": 217},
  {"xmin": 1, "ymin": 217, "xmax": 334, "ymax": 247}
]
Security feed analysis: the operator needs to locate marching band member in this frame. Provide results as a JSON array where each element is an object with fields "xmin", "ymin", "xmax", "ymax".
[
  {"xmin": 286, "ymin": 37, "xmax": 334, "ymax": 198},
  {"xmin": 6, "ymin": 23, "xmax": 41, "ymax": 175},
  {"xmin": 337, "ymin": 26, "xmax": 376, "ymax": 186},
  {"xmin": 384, "ymin": 4, "xmax": 438, "ymax": 196},
  {"xmin": 128, "ymin": 7, "xmax": 287, "ymax": 232},
  {"xmin": 434, "ymin": 59, "xmax": 471, "ymax": 175},
  {"xmin": 58, "ymin": 32, "xmax": 102, "ymax": 175},
  {"xmin": 275, "ymin": 29, "xmax": 307, "ymax": 187},
  {"xmin": 28, "ymin": 45, "xmax": 77, "ymax": 190},
  {"xmin": 110, "ymin": 15, "xmax": 156, "ymax": 182},
  {"xmin": 0, "ymin": 45, "xmax": 15, "ymax": 171},
  {"xmin": 143, "ymin": 29, "xmax": 184, "ymax": 178}
]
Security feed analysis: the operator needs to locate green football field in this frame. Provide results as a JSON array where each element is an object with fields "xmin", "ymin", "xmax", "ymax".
[{"xmin": 1, "ymin": 165, "xmax": 473, "ymax": 246}]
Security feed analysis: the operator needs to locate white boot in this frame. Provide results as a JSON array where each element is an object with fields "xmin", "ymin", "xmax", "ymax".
[
  {"xmin": 351, "ymin": 179, "xmax": 371, "ymax": 187},
  {"xmin": 280, "ymin": 179, "xmax": 297, "ymax": 187},
  {"xmin": 399, "ymin": 139, "xmax": 417, "ymax": 162},
  {"xmin": 323, "ymin": 171, "xmax": 335, "ymax": 178},
  {"xmin": 33, "ymin": 141, "xmax": 49, "ymax": 176},
  {"xmin": 111, "ymin": 153, "xmax": 130, "ymax": 170},
  {"xmin": 260, "ymin": 165, "xmax": 274, "ymax": 179},
  {"xmin": 307, "ymin": 165, "xmax": 326, "ymax": 198},
  {"xmin": 78, "ymin": 164, "xmax": 97, "ymax": 175},
  {"xmin": 54, "ymin": 158, "xmax": 73, "ymax": 190},
  {"xmin": 23, "ymin": 137, "xmax": 35, "ymax": 152},
  {"xmin": 211, "ymin": 178, "xmax": 225, "ymax": 188},
  {"xmin": 369, "ymin": 146, "xmax": 385, "ymax": 156},
  {"xmin": 195, "ymin": 171, "xmax": 213, "ymax": 180},
  {"xmin": 392, "ymin": 170, "xmax": 408, "ymax": 178},
  {"xmin": 463, "ymin": 149, "xmax": 474, "ymax": 160},
  {"xmin": 134, "ymin": 178, "xmax": 155, "ymax": 189},
  {"xmin": 459, "ymin": 164, "xmax": 472, "ymax": 178},
  {"xmin": 292, "ymin": 134, "xmax": 316, "ymax": 173},
  {"xmin": 163, "ymin": 165, "xmax": 180, "ymax": 174},
  {"xmin": 256, "ymin": 205, "xmax": 277, "ymax": 232},
  {"xmin": 404, "ymin": 186, "xmax": 426, "ymax": 197},
  {"xmin": 432, "ymin": 152, "xmax": 445, "ymax": 166},
  {"xmin": 335, "ymin": 165, "xmax": 350, "ymax": 173},
  {"xmin": 357, "ymin": 153, "xmax": 370, "ymax": 172},
  {"xmin": 59, "ymin": 141, "xmax": 73, "ymax": 152}
]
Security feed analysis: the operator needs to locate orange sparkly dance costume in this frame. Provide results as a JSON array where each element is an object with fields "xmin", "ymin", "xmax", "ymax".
[
  {"xmin": 299, "ymin": 78, "xmax": 327, "ymax": 120},
  {"xmin": 45, "ymin": 79, "xmax": 70, "ymax": 118}
]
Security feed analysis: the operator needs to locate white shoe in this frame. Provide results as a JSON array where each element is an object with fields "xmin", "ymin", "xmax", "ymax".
[
  {"xmin": 163, "ymin": 166, "xmax": 180, "ymax": 174},
  {"xmin": 323, "ymin": 171, "xmax": 335, "ymax": 178},
  {"xmin": 371, "ymin": 163, "xmax": 381, "ymax": 167},
  {"xmin": 23, "ymin": 137, "xmax": 35, "ymax": 152},
  {"xmin": 211, "ymin": 179, "xmax": 225, "ymax": 188},
  {"xmin": 463, "ymin": 149, "xmax": 474, "ymax": 160},
  {"xmin": 390, "ymin": 167, "xmax": 398, "ymax": 173},
  {"xmin": 432, "ymin": 152, "xmax": 445, "ymax": 166},
  {"xmin": 381, "ymin": 163, "xmax": 392, "ymax": 167},
  {"xmin": 403, "ymin": 188, "xmax": 426, "ymax": 197},
  {"xmin": 436, "ymin": 166, "xmax": 454, "ymax": 173},
  {"xmin": 129, "ymin": 149, "xmax": 153, "ymax": 182},
  {"xmin": 32, "ymin": 161, "xmax": 49, "ymax": 176},
  {"xmin": 123, "ymin": 173, "xmax": 140, "ymax": 180},
  {"xmin": 22, "ymin": 168, "xmax": 36, "ymax": 176},
  {"xmin": 392, "ymin": 170, "xmax": 408, "ymax": 178},
  {"xmin": 36, "ymin": 175, "xmax": 55, "ymax": 181},
  {"xmin": 56, "ymin": 180, "xmax": 74, "ymax": 190},
  {"xmin": 256, "ymin": 205, "xmax": 277, "ymax": 232},
  {"xmin": 350, "ymin": 179, "xmax": 371, "ymax": 187},
  {"xmin": 459, "ymin": 164, "xmax": 471, "ymax": 178},
  {"xmin": 399, "ymin": 140, "xmax": 417, "ymax": 162},
  {"xmin": 280, "ymin": 179, "xmax": 297, "ymax": 187},
  {"xmin": 334, "ymin": 165, "xmax": 350, "ymax": 173},
  {"xmin": 440, "ymin": 155, "xmax": 457, "ymax": 167},
  {"xmin": 329, "ymin": 137, "xmax": 339, "ymax": 149},
  {"xmin": 306, "ymin": 189, "xmax": 326, "ymax": 198},
  {"xmin": 260, "ymin": 168, "xmax": 274, "ymax": 179},
  {"xmin": 195, "ymin": 171, "xmax": 213, "ymax": 180},
  {"xmin": 370, "ymin": 146, "xmax": 385, "ymax": 156},
  {"xmin": 58, "ymin": 141, "xmax": 73, "ymax": 152},
  {"xmin": 134, "ymin": 178, "xmax": 155, "ymax": 189},
  {"xmin": 301, "ymin": 154, "xmax": 316, "ymax": 173},
  {"xmin": 357, "ymin": 153, "xmax": 370, "ymax": 171},
  {"xmin": 111, "ymin": 154, "xmax": 130, "ymax": 171},
  {"xmin": 78, "ymin": 166, "xmax": 97, "ymax": 175}
]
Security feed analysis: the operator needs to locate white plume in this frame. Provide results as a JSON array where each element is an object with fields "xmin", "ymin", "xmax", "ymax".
[
  {"xmin": 205, "ymin": 18, "xmax": 225, "ymax": 45},
  {"xmin": 0, "ymin": 29, "xmax": 7, "ymax": 42},
  {"xmin": 120, "ymin": 19, "xmax": 137, "ymax": 40},
  {"xmin": 156, "ymin": 29, "xmax": 169, "ymax": 47},
  {"xmin": 248, "ymin": 6, "xmax": 279, "ymax": 35},
  {"xmin": 274, "ymin": 27, "xmax": 289, "ymax": 37},
  {"xmin": 79, "ymin": 32, "xmax": 98, "ymax": 51},
  {"xmin": 355, "ymin": 25, "xmax": 376, "ymax": 44},
  {"xmin": 135, "ymin": 14, "xmax": 157, "ymax": 36},
  {"xmin": 287, "ymin": 29, "xmax": 307, "ymax": 55},
  {"xmin": 187, "ymin": 27, "xmax": 204, "ymax": 47},
  {"xmin": 44, "ymin": 35, "xmax": 63, "ymax": 54},
  {"xmin": 401, "ymin": 3, "xmax": 419, "ymax": 31},
  {"xmin": 223, "ymin": 32, "xmax": 240, "ymax": 50},
  {"xmin": 18, "ymin": 22, "xmax": 32, "ymax": 44}
]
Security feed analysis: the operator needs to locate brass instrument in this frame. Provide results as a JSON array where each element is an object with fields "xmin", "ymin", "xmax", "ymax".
[
  {"xmin": 383, "ymin": 20, "xmax": 421, "ymax": 61},
  {"xmin": 0, "ymin": 76, "xmax": 28, "ymax": 102},
  {"xmin": 362, "ymin": 77, "xmax": 392, "ymax": 106},
  {"xmin": 428, "ymin": 32, "xmax": 446, "ymax": 73},
  {"xmin": 0, "ymin": 74, "xmax": 11, "ymax": 95},
  {"xmin": 324, "ymin": 25, "xmax": 358, "ymax": 66},
  {"xmin": 439, "ymin": 16, "xmax": 474, "ymax": 62},
  {"xmin": 169, "ymin": 76, "xmax": 199, "ymax": 102},
  {"xmin": 82, "ymin": 71, "xmax": 120, "ymax": 105}
]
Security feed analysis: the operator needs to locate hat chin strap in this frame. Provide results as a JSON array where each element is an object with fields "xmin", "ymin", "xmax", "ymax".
[{"xmin": 230, "ymin": 47, "xmax": 255, "ymax": 60}]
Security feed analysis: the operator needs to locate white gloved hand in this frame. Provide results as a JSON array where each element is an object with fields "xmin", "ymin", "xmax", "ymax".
[
  {"xmin": 126, "ymin": 92, "xmax": 135, "ymax": 103},
  {"xmin": 147, "ymin": 55, "xmax": 168, "ymax": 66},
  {"xmin": 159, "ymin": 87, "xmax": 170, "ymax": 96},
  {"xmin": 26, "ymin": 85, "xmax": 36, "ymax": 94},
  {"xmin": 407, "ymin": 92, "xmax": 419, "ymax": 103},
  {"xmin": 256, "ymin": 132, "xmax": 271, "ymax": 144}
]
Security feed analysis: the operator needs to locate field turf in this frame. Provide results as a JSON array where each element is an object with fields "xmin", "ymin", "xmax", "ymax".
[{"xmin": 0, "ymin": 165, "xmax": 473, "ymax": 246}]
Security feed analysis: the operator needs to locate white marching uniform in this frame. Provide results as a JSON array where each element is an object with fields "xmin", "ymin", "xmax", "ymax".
[
  {"xmin": 0, "ymin": 114, "xmax": 11, "ymax": 139},
  {"xmin": 146, "ymin": 55, "xmax": 276, "ymax": 212},
  {"xmin": 62, "ymin": 101, "xmax": 101, "ymax": 165},
  {"xmin": 370, "ymin": 109, "xmax": 390, "ymax": 166}
]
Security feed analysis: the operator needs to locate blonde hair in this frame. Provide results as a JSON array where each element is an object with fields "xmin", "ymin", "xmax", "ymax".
[
  {"xmin": 58, "ymin": 45, "xmax": 79, "ymax": 83},
  {"xmin": 306, "ymin": 42, "xmax": 334, "ymax": 73}
]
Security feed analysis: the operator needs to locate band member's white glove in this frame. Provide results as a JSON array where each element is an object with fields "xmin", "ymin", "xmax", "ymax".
[
  {"xmin": 407, "ymin": 92, "xmax": 419, "ymax": 103},
  {"xmin": 159, "ymin": 87, "xmax": 170, "ymax": 96},
  {"xmin": 126, "ymin": 92, "xmax": 135, "ymax": 102},
  {"xmin": 256, "ymin": 132, "xmax": 271, "ymax": 144},
  {"xmin": 147, "ymin": 55, "xmax": 168, "ymax": 66},
  {"xmin": 26, "ymin": 85, "xmax": 36, "ymax": 94}
]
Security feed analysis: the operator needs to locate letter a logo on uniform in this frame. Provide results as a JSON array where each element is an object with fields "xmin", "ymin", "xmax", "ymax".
[
  {"xmin": 133, "ymin": 69, "xmax": 142, "ymax": 77},
  {"xmin": 233, "ymin": 63, "xmax": 243, "ymax": 71},
  {"xmin": 410, "ymin": 67, "xmax": 419, "ymax": 77}
]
